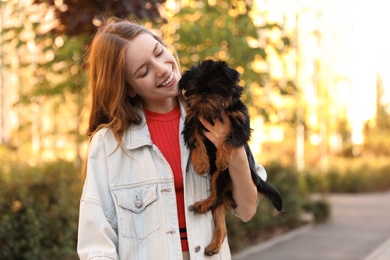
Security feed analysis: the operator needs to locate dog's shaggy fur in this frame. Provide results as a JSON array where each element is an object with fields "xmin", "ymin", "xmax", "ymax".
[{"xmin": 179, "ymin": 60, "xmax": 283, "ymax": 256}]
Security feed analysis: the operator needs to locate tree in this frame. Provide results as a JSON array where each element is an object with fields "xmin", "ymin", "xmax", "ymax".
[
  {"xmin": 33, "ymin": 0, "xmax": 167, "ymax": 35},
  {"xmin": 362, "ymin": 74, "xmax": 390, "ymax": 156},
  {"xmin": 376, "ymin": 74, "xmax": 390, "ymax": 130},
  {"xmin": 1, "ymin": 1, "xmax": 91, "ymax": 162},
  {"xmin": 1, "ymin": 0, "xmax": 296, "ymax": 162},
  {"xmin": 1, "ymin": 0, "xmax": 168, "ymax": 162},
  {"xmin": 161, "ymin": 0, "xmax": 295, "ymax": 120}
]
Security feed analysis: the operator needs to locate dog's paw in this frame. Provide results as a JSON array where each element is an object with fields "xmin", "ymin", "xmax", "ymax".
[
  {"xmin": 192, "ymin": 201, "xmax": 211, "ymax": 214},
  {"xmin": 192, "ymin": 151, "xmax": 210, "ymax": 174},
  {"xmin": 215, "ymin": 154, "xmax": 231, "ymax": 171},
  {"xmin": 204, "ymin": 243, "xmax": 221, "ymax": 256},
  {"xmin": 215, "ymin": 158, "xmax": 230, "ymax": 171}
]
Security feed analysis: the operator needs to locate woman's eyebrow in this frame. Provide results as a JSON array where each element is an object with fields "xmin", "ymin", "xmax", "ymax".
[{"xmin": 133, "ymin": 42, "xmax": 160, "ymax": 76}]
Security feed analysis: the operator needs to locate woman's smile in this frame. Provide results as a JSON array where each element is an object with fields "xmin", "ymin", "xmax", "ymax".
[{"xmin": 158, "ymin": 71, "xmax": 175, "ymax": 88}]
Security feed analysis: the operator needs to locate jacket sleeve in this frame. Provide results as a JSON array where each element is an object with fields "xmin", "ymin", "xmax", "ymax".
[
  {"xmin": 245, "ymin": 144, "xmax": 267, "ymax": 181},
  {"xmin": 255, "ymin": 161, "xmax": 267, "ymax": 181},
  {"xmin": 77, "ymin": 132, "xmax": 119, "ymax": 260}
]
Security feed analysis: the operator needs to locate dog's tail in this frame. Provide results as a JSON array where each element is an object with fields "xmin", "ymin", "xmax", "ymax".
[
  {"xmin": 256, "ymin": 179, "xmax": 283, "ymax": 211},
  {"xmin": 244, "ymin": 144, "xmax": 283, "ymax": 211}
]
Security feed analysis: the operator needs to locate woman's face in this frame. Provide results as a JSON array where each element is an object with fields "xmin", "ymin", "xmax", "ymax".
[{"xmin": 124, "ymin": 33, "xmax": 181, "ymax": 112}]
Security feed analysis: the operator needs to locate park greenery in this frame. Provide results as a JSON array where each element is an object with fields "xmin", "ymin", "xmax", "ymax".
[{"xmin": 0, "ymin": 0, "xmax": 389, "ymax": 258}]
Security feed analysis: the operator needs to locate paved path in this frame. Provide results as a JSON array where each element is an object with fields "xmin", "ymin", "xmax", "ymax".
[{"xmin": 233, "ymin": 191, "xmax": 390, "ymax": 260}]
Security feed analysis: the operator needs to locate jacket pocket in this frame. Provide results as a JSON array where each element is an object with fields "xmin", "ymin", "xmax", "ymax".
[{"xmin": 114, "ymin": 184, "xmax": 160, "ymax": 240}]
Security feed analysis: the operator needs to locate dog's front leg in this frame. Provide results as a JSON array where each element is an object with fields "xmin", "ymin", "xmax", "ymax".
[
  {"xmin": 216, "ymin": 143, "xmax": 234, "ymax": 171},
  {"xmin": 191, "ymin": 131, "xmax": 210, "ymax": 175},
  {"xmin": 204, "ymin": 205, "xmax": 227, "ymax": 256},
  {"xmin": 192, "ymin": 170, "xmax": 220, "ymax": 213}
]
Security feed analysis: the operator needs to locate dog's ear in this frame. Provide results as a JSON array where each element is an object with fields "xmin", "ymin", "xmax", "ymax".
[
  {"xmin": 178, "ymin": 68, "xmax": 193, "ymax": 91},
  {"xmin": 224, "ymin": 64, "xmax": 241, "ymax": 85},
  {"xmin": 178, "ymin": 72, "xmax": 187, "ymax": 91},
  {"xmin": 221, "ymin": 63, "xmax": 243, "ymax": 98},
  {"xmin": 179, "ymin": 61, "xmax": 206, "ymax": 91}
]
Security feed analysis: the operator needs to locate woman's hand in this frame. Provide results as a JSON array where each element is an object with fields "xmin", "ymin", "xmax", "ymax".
[
  {"xmin": 199, "ymin": 113, "xmax": 258, "ymax": 222},
  {"xmin": 199, "ymin": 113, "xmax": 232, "ymax": 148}
]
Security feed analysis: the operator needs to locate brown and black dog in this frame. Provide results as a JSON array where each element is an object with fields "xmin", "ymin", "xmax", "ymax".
[{"xmin": 179, "ymin": 59, "xmax": 283, "ymax": 256}]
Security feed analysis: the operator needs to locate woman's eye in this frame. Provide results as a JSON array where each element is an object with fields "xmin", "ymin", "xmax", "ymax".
[
  {"xmin": 156, "ymin": 49, "xmax": 164, "ymax": 57},
  {"xmin": 140, "ymin": 68, "xmax": 149, "ymax": 78}
]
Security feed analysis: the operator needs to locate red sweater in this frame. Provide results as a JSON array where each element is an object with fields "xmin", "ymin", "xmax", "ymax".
[{"xmin": 145, "ymin": 106, "xmax": 189, "ymax": 252}]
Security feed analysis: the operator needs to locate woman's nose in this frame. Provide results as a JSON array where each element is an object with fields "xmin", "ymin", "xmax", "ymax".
[{"xmin": 155, "ymin": 61, "xmax": 168, "ymax": 78}]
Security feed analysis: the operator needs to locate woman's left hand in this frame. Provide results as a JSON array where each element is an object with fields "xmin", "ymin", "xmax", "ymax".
[{"xmin": 199, "ymin": 113, "xmax": 232, "ymax": 148}]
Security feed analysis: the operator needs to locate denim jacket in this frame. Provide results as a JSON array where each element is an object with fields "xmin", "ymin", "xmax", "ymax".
[{"xmin": 77, "ymin": 104, "xmax": 267, "ymax": 260}]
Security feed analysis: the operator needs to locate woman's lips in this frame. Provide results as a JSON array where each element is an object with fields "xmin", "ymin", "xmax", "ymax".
[{"xmin": 158, "ymin": 71, "xmax": 175, "ymax": 88}]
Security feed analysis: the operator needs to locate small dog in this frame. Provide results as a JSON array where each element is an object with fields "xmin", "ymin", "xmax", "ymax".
[{"xmin": 179, "ymin": 60, "xmax": 283, "ymax": 256}]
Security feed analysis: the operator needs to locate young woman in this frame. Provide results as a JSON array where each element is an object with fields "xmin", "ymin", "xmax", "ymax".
[{"xmin": 77, "ymin": 18, "xmax": 267, "ymax": 260}]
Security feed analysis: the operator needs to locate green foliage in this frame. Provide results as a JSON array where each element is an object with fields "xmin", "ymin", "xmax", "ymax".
[
  {"xmin": 330, "ymin": 165, "xmax": 390, "ymax": 193},
  {"xmin": 265, "ymin": 162, "xmax": 307, "ymax": 218},
  {"xmin": 173, "ymin": 1, "xmax": 259, "ymax": 67},
  {"xmin": 1, "ymin": 1, "xmax": 89, "ymax": 159},
  {"xmin": 363, "ymin": 132, "xmax": 390, "ymax": 157},
  {"xmin": 32, "ymin": 0, "xmax": 166, "ymax": 35},
  {"xmin": 303, "ymin": 199, "xmax": 331, "ymax": 223},
  {"xmin": 163, "ymin": 0, "xmax": 295, "ymax": 114},
  {"xmin": 375, "ymin": 75, "xmax": 390, "ymax": 131},
  {"xmin": 303, "ymin": 162, "xmax": 390, "ymax": 193},
  {"xmin": 303, "ymin": 169, "xmax": 329, "ymax": 192},
  {"xmin": 336, "ymin": 119, "xmax": 352, "ymax": 154},
  {"xmin": 0, "ymin": 161, "xmax": 81, "ymax": 259},
  {"xmin": 0, "ymin": 158, "xmax": 322, "ymax": 257},
  {"xmin": 361, "ymin": 74, "xmax": 390, "ymax": 157},
  {"xmin": 4, "ymin": 31, "xmax": 89, "ymax": 103}
]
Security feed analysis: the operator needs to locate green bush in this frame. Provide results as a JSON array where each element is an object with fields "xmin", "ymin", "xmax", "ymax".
[
  {"xmin": 303, "ymin": 169, "xmax": 329, "ymax": 193},
  {"xmin": 303, "ymin": 199, "xmax": 331, "ymax": 223},
  {"xmin": 363, "ymin": 133, "xmax": 390, "ymax": 157},
  {"xmin": 303, "ymin": 162, "xmax": 390, "ymax": 193},
  {"xmin": 0, "ymin": 161, "xmax": 81, "ymax": 260},
  {"xmin": 0, "ymin": 158, "xmax": 342, "ymax": 257}
]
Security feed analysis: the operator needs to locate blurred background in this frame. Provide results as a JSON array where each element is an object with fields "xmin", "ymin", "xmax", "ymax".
[{"xmin": 0, "ymin": 0, "xmax": 389, "ymax": 259}]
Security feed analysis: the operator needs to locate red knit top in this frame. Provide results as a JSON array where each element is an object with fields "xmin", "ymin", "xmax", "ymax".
[{"xmin": 145, "ymin": 105, "xmax": 189, "ymax": 252}]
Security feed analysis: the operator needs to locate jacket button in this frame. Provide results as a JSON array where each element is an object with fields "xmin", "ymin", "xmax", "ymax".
[
  {"xmin": 195, "ymin": 246, "xmax": 201, "ymax": 253},
  {"xmin": 135, "ymin": 200, "xmax": 142, "ymax": 208}
]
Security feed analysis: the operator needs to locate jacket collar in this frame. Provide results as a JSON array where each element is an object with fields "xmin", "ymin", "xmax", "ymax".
[{"xmin": 123, "ymin": 113, "xmax": 152, "ymax": 150}]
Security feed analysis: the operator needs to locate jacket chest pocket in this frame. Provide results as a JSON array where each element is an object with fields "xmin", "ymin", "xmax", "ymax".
[{"xmin": 114, "ymin": 184, "xmax": 160, "ymax": 240}]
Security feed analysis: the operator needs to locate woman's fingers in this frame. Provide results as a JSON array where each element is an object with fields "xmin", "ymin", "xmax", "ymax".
[{"xmin": 199, "ymin": 113, "xmax": 232, "ymax": 147}]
